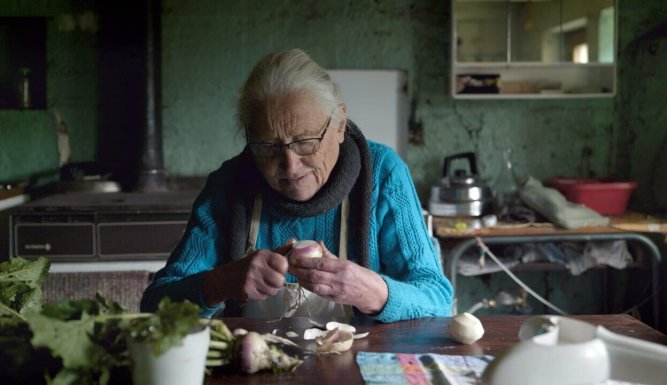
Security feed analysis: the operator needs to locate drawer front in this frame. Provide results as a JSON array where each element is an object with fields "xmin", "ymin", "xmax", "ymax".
[
  {"xmin": 14, "ymin": 223, "xmax": 95, "ymax": 258},
  {"xmin": 98, "ymin": 221, "xmax": 187, "ymax": 258}
]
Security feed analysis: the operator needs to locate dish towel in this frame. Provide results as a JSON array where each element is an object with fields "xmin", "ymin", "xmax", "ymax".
[
  {"xmin": 518, "ymin": 176, "xmax": 609, "ymax": 229},
  {"xmin": 356, "ymin": 352, "xmax": 635, "ymax": 385}
]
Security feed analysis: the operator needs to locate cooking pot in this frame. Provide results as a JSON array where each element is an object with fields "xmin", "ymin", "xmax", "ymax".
[
  {"xmin": 58, "ymin": 162, "xmax": 121, "ymax": 193},
  {"xmin": 429, "ymin": 152, "xmax": 492, "ymax": 217}
]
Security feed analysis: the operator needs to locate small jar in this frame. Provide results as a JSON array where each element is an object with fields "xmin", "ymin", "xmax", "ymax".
[
  {"xmin": 493, "ymin": 148, "xmax": 519, "ymax": 214},
  {"xmin": 18, "ymin": 67, "xmax": 31, "ymax": 108}
]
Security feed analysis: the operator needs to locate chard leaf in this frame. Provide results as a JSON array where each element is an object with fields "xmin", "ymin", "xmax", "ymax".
[
  {"xmin": 126, "ymin": 297, "xmax": 200, "ymax": 356},
  {"xmin": 0, "ymin": 257, "xmax": 50, "ymax": 315},
  {"xmin": 26, "ymin": 294, "xmax": 128, "ymax": 372},
  {"xmin": 46, "ymin": 367, "xmax": 104, "ymax": 385},
  {"xmin": 0, "ymin": 256, "xmax": 50, "ymax": 287},
  {"xmin": 27, "ymin": 312, "xmax": 107, "ymax": 369}
]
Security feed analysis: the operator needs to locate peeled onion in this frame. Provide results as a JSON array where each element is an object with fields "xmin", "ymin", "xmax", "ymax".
[
  {"xmin": 290, "ymin": 240, "xmax": 323, "ymax": 259},
  {"xmin": 449, "ymin": 312, "xmax": 485, "ymax": 344}
]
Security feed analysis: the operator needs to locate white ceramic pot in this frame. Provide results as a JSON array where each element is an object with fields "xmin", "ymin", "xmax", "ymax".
[{"xmin": 128, "ymin": 326, "xmax": 210, "ymax": 385}]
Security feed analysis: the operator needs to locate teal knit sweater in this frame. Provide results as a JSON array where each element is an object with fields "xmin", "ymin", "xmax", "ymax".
[{"xmin": 141, "ymin": 141, "xmax": 453, "ymax": 322}]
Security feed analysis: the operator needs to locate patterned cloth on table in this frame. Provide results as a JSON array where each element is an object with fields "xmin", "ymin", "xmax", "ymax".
[{"xmin": 356, "ymin": 352, "xmax": 638, "ymax": 385}]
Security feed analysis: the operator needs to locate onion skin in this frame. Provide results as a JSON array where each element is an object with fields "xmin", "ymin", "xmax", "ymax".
[{"xmin": 290, "ymin": 240, "xmax": 323, "ymax": 259}]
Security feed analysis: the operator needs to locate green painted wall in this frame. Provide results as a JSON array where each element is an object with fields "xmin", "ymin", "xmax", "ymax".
[
  {"xmin": 159, "ymin": 0, "xmax": 665, "ymax": 206},
  {"xmin": 0, "ymin": 0, "xmax": 98, "ymax": 184},
  {"xmin": 0, "ymin": 0, "xmax": 665, "ymax": 328},
  {"xmin": 616, "ymin": 6, "xmax": 667, "ymax": 211},
  {"xmin": 159, "ymin": 0, "xmax": 617, "ymax": 201},
  {"xmin": 0, "ymin": 0, "xmax": 665, "ymax": 206}
]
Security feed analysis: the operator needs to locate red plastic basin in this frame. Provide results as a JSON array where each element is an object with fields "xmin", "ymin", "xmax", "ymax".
[{"xmin": 549, "ymin": 177, "xmax": 637, "ymax": 215}]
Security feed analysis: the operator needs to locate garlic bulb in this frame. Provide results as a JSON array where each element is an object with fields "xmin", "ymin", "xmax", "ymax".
[{"xmin": 450, "ymin": 312, "xmax": 485, "ymax": 344}]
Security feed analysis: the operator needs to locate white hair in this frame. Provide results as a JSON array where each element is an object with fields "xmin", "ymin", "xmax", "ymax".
[{"xmin": 238, "ymin": 49, "xmax": 344, "ymax": 131}]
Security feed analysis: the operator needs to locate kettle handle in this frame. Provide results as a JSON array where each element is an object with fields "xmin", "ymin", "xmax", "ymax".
[{"xmin": 443, "ymin": 152, "xmax": 478, "ymax": 178}]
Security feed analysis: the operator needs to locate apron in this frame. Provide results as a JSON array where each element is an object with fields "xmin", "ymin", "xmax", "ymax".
[{"xmin": 242, "ymin": 194, "xmax": 353, "ymax": 318}]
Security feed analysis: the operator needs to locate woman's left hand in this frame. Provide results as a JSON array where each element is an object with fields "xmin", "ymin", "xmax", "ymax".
[{"xmin": 288, "ymin": 242, "xmax": 388, "ymax": 315}]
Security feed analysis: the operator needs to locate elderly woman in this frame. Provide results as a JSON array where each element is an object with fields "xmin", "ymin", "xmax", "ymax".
[{"xmin": 141, "ymin": 49, "xmax": 453, "ymax": 322}]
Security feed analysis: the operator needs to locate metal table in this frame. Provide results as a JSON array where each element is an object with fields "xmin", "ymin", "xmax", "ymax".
[{"xmin": 437, "ymin": 224, "xmax": 663, "ymax": 329}]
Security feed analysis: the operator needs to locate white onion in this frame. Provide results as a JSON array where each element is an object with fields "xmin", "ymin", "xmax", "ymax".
[
  {"xmin": 290, "ymin": 240, "xmax": 323, "ymax": 259},
  {"xmin": 449, "ymin": 312, "xmax": 485, "ymax": 344}
]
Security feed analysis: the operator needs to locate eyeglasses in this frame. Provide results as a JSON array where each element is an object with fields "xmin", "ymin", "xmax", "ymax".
[{"xmin": 247, "ymin": 115, "xmax": 332, "ymax": 159}]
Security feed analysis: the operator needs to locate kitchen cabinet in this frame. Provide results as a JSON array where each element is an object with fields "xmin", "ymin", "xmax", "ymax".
[{"xmin": 451, "ymin": 0, "xmax": 616, "ymax": 98}]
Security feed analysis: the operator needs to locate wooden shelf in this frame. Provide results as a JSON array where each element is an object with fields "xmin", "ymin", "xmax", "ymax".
[{"xmin": 452, "ymin": 63, "xmax": 616, "ymax": 99}]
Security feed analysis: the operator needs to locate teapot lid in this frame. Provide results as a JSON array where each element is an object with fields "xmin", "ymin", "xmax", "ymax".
[{"xmin": 448, "ymin": 169, "xmax": 485, "ymax": 187}]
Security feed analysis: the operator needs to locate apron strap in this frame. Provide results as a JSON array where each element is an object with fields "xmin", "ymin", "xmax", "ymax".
[
  {"xmin": 247, "ymin": 194, "xmax": 272, "ymax": 315},
  {"xmin": 337, "ymin": 196, "xmax": 353, "ymax": 316},
  {"xmin": 246, "ymin": 193, "xmax": 353, "ymax": 317},
  {"xmin": 246, "ymin": 194, "xmax": 263, "ymax": 253},
  {"xmin": 339, "ymin": 196, "xmax": 349, "ymax": 261}
]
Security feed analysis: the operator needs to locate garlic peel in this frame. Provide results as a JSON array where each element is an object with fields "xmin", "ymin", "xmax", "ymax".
[
  {"xmin": 326, "ymin": 321, "xmax": 356, "ymax": 334},
  {"xmin": 353, "ymin": 332, "xmax": 369, "ymax": 339},
  {"xmin": 304, "ymin": 328, "xmax": 328, "ymax": 340},
  {"xmin": 316, "ymin": 329, "xmax": 354, "ymax": 353}
]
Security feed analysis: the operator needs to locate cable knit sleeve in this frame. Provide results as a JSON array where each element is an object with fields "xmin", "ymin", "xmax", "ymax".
[
  {"xmin": 140, "ymin": 169, "xmax": 227, "ymax": 317},
  {"xmin": 370, "ymin": 147, "xmax": 453, "ymax": 322}
]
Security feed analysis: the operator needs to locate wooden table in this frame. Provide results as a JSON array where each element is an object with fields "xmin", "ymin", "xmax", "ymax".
[
  {"xmin": 433, "ymin": 211, "xmax": 667, "ymax": 239},
  {"xmin": 205, "ymin": 315, "xmax": 667, "ymax": 385}
]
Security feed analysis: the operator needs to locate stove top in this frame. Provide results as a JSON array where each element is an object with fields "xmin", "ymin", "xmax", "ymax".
[
  {"xmin": 10, "ymin": 191, "xmax": 200, "ymax": 261},
  {"xmin": 15, "ymin": 191, "xmax": 199, "ymax": 213}
]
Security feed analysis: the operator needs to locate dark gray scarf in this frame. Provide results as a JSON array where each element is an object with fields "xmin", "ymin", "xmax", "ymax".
[{"xmin": 227, "ymin": 120, "xmax": 372, "ymax": 268}]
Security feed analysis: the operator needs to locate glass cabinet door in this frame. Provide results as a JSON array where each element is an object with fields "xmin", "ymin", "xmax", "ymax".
[
  {"xmin": 560, "ymin": 0, "xmax": 615, "ymax": 63},
  {"xmin": 452, "ymin": 0, "xmax": 617, "ymax": 98},
  {"xmin": 455, "ymin": 1, "xmax": 508, "ymax": 63},
  {"xmin": 509, "ymin": 0, "xmax": 562, "ymax": 63}
]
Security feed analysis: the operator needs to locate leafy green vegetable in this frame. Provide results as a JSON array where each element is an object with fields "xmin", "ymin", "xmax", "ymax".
[
  {"xmin": 0, "ymin": 257, "xmax": 58, "ymax": 385},
  {"xmin": 0, "ymin": 258, "xmax": 243, "ymax": 384},
  {"xmin": 40, "ymin": 293, "xmax": 124, "ymax": 321},
  {"xmin": 26, "ymin": 294, "xmax": 131, "ymax": 385},
  {"xmin": 125, "ymin": 297, "xmax": 201, "ymax": 356},
  {"xmin": 205, "ymin": 319, "xmax": 235, "ymax": 372},
  {"xmin": 0, "ymin": 319, "xmax": 61, "ymax": 384},
  {"xmin": 0, "ymin": 256, "xmax": 49, "ymax": 320}
]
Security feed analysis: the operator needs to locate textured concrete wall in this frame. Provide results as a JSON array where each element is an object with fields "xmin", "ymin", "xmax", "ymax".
[
  {"xmin": 0, "ymin": 0, "xmax": 665, "ymax": 329},
  {"xmin": 158, "ymin": 0, "xmax": 632, "ymax": 203},
  {"xmin": 0, "ymin": 0, "xmax": 665, "ymax": 208},
  {"xmin": 0, "ymin": 0, "xmax": 98, "ymax": 183},
  {"xmin": 160, "ymin": 0, "xmax": 617, "ymax": 202},
  {"xmin": 616, "ymin": 0, "xmax": 667, "ymax": 210}
]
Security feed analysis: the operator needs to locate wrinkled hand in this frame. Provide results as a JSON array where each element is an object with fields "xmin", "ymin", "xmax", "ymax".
[
  {"xmin": 288, "ymin": 242, "xmax": 388, "ymax": 315},
  {"xmin": 203, "ymin": 240, "xmax": 293, "ymax": 306}
]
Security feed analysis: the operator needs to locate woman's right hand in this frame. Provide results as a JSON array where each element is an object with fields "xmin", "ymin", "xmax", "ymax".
[{"xmin": 202, "ymin": 241, "xmax": 294, "ymax": 307}]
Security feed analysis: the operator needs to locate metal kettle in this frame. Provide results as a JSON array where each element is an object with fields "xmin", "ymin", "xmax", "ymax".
[{"xmin": 429, "ymin": 152, "xmax": 492, "ymax": 217}]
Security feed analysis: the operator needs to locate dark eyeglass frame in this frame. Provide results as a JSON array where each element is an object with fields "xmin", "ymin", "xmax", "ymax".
[{"xmin": 246, "ymin": 115, "xmax": 333, "ymax": 158}]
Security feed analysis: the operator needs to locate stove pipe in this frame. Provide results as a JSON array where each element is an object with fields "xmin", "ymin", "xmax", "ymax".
[{"xmin": 136, "ymin": 0, "xmax": 167, "ymax": 192}]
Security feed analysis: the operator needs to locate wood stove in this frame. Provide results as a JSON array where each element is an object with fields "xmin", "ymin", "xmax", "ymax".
[{"xmin": 9, "ymin": 191, "xmax": 197, "ymax": 262}]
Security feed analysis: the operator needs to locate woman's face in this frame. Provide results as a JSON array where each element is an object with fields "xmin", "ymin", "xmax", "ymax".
[{"xmin": 247, "ymin": 90, "xmax": 346, "ymax": 201}]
